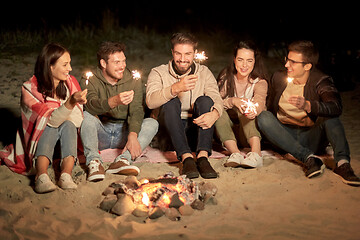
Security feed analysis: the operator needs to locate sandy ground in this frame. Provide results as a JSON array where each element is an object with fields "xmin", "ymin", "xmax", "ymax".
[{"xmin": 0, "ymin": 54, "xmax": 360, "ymax": 240}]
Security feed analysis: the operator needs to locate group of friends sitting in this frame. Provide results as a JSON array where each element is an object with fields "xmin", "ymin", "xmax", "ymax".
[{"xmin": 1, "ymin": 32, "xmax": 359, "ymax": 194}]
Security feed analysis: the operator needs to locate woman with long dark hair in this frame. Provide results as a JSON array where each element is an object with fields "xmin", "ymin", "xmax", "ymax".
[
  {"xmin": 0, "ymin": 43, "xmax": 87, "ymax": 193},
  {"xmin": 215, "ymin": 40, "xmax": 268, "ymax": 168}
]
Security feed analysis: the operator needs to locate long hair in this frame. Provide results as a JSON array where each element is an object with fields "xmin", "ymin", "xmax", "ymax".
[
  {"xmin": 217, "ymin": 40, "xmax": 268, "ymax": 98},
  {"xmin": 34, "ymin": 43, "xmax": 69, "ymax": 100}
]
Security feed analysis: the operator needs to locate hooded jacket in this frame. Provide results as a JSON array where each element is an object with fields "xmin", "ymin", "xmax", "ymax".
[
  {"xmin": 80, "ymin": 67, "xmax": 144, "ymax": 134},
  {"xmin": 146, "ymin": 61, "xmax": 223, "ymax": 119}
]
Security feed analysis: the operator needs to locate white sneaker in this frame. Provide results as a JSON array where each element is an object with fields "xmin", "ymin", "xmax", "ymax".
[
  {"xmin": 58, "ymin": 173, "xmax": 77, "ymax": 190},
  {"xmin": 224, "ymin": 152, "xmax": 244, "ymax": 168},
  {"xmin": 240, "ymin": 152, "xmax": 263, "ymax": 168},
  {"xmin": 35, "ymin": 173, "xmax": 57, "ymax": 193}
]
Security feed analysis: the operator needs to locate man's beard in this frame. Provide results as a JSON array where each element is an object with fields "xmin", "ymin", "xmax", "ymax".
[{"xmin": 174, "ymin": 60, "xmax": 191, "ymax": 74}]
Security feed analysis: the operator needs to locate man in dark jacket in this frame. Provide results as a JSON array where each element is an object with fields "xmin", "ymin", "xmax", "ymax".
[{"xmin": 257, "ymin": 40, "xmax": 360, "ymax": 186}]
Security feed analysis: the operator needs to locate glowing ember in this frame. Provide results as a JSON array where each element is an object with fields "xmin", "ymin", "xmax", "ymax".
[
  {"xmin": 132, "ymin": 70, "xmax": 141, "ymax": 80},
  {"xmin": 99, "ymin": 173, "xmax": 218, "ymax": 220},
  {"xmin": 131, "ymin": 175, "xmax": 198, "ymax": 209},
  {"xmin": 142, "ymin": 192, "xmax": 150, "ymax": 206},
  {"xmin": 195, "ymin": 51, "xmax": 208, "ymax": 62},
  {"xmin": 287, "ymin": 77, "xmax": 294, "ymax": 83},
  {"xmin": 241, "ymin": 99, "xmax": 259, "ymax": 115}
]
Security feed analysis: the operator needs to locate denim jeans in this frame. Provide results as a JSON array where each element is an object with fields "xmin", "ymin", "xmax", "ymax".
[
  {"xmin": 35, "ymin": 120, "xmax": 78, "ymax": 165},
  {"xmin": 257, "ymin": 111, "xmax": 350, "ymax": 163},
  {"xmin": 160, "ymin": 96, "xmax": 214, "ymax": 159},
  {"xmin": 80, "ymin": 111, "xmax": 158, "ymax": 165}
]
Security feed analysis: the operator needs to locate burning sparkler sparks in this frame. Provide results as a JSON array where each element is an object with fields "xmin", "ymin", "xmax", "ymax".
[
  {"xmin": 132, "ymin": 70, "xmax": 141, "ymax": 80},
  {"xmin": 194, "ymin": 51, "xmax": 208, "ymax": 63},
  {"xmin": 241, "ymin": 99, "xmax": 259, "ymax": 115},
  {"xmin": 287, "ymin": 77, "xmax": 294, "ymax": 83},
  {"xmin": 85, "ymin": 71, "xmax": 93, "ymax": 86}
]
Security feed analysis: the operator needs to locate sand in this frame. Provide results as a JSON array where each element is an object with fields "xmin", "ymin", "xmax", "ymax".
[{"xmin": 1, "ymin": 53, "xmax": 360, "ymax": 240}]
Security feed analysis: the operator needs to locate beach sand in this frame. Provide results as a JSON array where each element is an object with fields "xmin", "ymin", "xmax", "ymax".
[{"xmin": 0, "ymin": 54, "xmax": 360, "ymax": 240}]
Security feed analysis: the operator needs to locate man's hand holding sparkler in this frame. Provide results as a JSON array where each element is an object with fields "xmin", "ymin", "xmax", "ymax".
[
  {"xmin": 108, "ymin": 90, "xmax": 134, "ymax": 108},
  {"xmin": 171, "ymin": 74, "xmax": 198, "ymax": 96},
  {"xmin": 288, "ymin": 95, "xmax": 311, "ymax": 113}
]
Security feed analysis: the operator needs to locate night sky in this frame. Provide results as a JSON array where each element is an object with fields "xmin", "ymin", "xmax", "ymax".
[{"xmin": 1, "ymin": 2, "xmax": 358, "ymax": 49}]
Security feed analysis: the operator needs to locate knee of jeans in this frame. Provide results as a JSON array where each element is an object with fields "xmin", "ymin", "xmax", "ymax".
[
  {"xmin": 163, "ymin": 98, "xmax": 181, "ymax": 111},
  {"xmin": 256, "ymin": 111, "xmax": 273, "ymax": 129},
  {"xmin": 194, "ymin": 96, "xmax": 213, "ymax": 107},
  {"xmin": 81, "ymin": 111, "xmax": 100, "ymax": 128},
  {"xmin": 162, "ymin": 98, "xmax": 181, "ymax": 118},
  {"xmin": 323, "ymin": 117, "xmax": 341, "ymax": 127},
  {"xmin": 61, "ymin": 120, "xmax": 76, "ymax": 131},
  {"xmin": 142, "ymin": 118, "xmax": 159, "ymax": 134}
]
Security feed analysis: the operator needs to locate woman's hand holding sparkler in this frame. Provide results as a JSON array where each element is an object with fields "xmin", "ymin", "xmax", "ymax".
[
  {"xmin": 231, "ymin": 97, "xmax": 259, "ymax": 119},
  {"xmin": 66, "ymin": 89, "xmax": 88, "ymax": 109}
]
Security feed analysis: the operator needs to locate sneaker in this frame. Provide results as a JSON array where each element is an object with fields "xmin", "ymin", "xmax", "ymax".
[
  {"xmin": 106, "ymin": 158, "xmax": 140, "ymax": 176},
  {"xmin": 58, "ymin": 173, "xmax": 77, "ymax": 190},
  {"xmin": 197, "ymin": 157, "xmax": 217, "ymax": 179},
  {"xmin": 35, "ymin": 173, "xmax": 57, "ymax": 194},
  {"xmin": 182, "ymin": 157, "xmax": 199, "ymax": 179},
  {"xmin": 333, "ymin": 163, "xmax": 360, "ymax": 186},
  {"xmin": 87, "ymin": 159, "xmax": 105, "ymax": 182},
  {"xmin": 224, "ymin": 152, "xmax": 244, "ymax": 168},
  {"xmin": 304, "ymin": 156, "xmax": 325, "ymax": 178},
  {"xmin": 240, "ymin": 152, "xmax": 263, "ymax": 168}
]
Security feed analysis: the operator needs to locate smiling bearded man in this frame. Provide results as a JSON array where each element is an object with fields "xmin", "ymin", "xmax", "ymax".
[
  {"xmin": 146, "ymin": 33, "xmax": 223, "ymax": 179},
  {"xmin": 79, "ymin": 41, "xmax": 159, "ymax": 182}
]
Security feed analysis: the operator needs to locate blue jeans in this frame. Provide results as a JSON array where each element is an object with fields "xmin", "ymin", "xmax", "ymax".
[
  {"xmin": 35, "ymin": 120, "xmax": 78, "ymax": 165},
  {"xmin": 160, "ymin": 96, "xmax": 214, "ymax": 159},
  {"xmin": 80, "ymin": 111, "xmax": 158, "ymax": 165},
  {"xmin": 257, "ymin": 111, "xmax": 350, "ymax": 163}
]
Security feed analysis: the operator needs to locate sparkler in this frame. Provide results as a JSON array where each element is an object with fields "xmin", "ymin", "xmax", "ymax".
[
  {"xmin": 287, "ymin": 77, "xmax": 294, "ymax": 83},
  {"xmin": 85, "ymin": 71, "xmax": 93, "ymax": 86},
  {"xmin": 241, "ymin": 99, "xmax": 259, "ymax": 115},
  {"xmin": 132, "ymin": 70, "xmax": 141, "ymax": 80},
  {"xmin": 194, "ymin": 51, "xmax": 208, "ymax": 63}
]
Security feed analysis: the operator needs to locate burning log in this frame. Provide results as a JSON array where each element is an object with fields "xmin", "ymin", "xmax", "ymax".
[{"xmin": 98, "ymin": 172, "xmax": 217, "ymax": 220}]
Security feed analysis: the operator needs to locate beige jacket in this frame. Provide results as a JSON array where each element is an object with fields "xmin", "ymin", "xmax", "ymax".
[{"xmin": 146, "ymin": 61, "xmax": 223, "ymax": 119}]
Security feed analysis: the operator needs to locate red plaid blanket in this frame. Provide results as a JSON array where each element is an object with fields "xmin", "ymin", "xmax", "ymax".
[{"xmin": 0, "ymin": 75, "xmax": 82, "ymax": 175}]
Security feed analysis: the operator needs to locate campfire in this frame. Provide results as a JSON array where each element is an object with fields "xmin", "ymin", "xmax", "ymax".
[{"xmin": 99, "ymin": 172, "xmax": 218, "ymax": 220}]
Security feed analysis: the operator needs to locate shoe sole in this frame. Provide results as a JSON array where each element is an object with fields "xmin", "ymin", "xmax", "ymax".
[
  {"xmin": 224, "ymin": 161, "xmax": 241, "ymax": 168},
  {"xmin": 87, "ymin": 174, "xmax": 105, "ymax": 182},
  {"xmin": 306, "ymin": 164, "xmax": 325, "ymax": 178},
  {"xmin": 333, "ymin": 172, "xmax": 360, "ymax": 186},
  {"xmin": 106, "ymin": 166, "xmax": 140, "ymax": 176},
  {"xmin": 199, "ymin": 172, "xmax": 218, "ymax": 179},
  {"xmin": 184, "ymin": 171, "xmax": 200, "ymax": 179}
]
